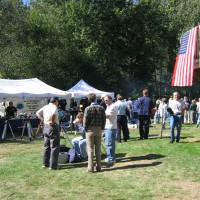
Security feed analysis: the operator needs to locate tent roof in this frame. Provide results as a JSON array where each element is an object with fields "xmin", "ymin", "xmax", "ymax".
[
  {"xmin": 0, "ymin": 78, "xmax": 71, "ymax": 99},
  {"xmin": 67, "ymin": 79, "xmax": 114, "ymax": 99}
]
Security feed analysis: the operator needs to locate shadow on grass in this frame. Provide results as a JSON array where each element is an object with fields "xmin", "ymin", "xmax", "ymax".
[
  {"xmin": 102, "ymin": 161, "xmax": 162, "ymax": 171},
  {"xmin": 129, "ymin": 135, "xmax": 193, "ymax": 141},
  {"xmin": 60, "ymin": 162, "xmax": 87, "ymax": 169},
  {"xmin": 60, "ymin": 160, "xmax": 162, "ymax": 171},
  {"xmin": 116, "ymin": 154, "xmax": 165, "ymax": 163},
  {"xmin": 59, "ymin": 153, "xmax": 164, "ymax": 171}
]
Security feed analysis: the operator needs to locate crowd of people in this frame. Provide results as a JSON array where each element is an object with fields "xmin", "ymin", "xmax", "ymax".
[
  {"xmin": 152, "ymin": 96, "xmax": 200, "ymax": 127},
  {"xmin": 35, "ymin": 90, "xmax": 200, "ymax": 172}
]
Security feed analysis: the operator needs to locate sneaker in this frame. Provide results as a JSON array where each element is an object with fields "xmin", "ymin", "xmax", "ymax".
[
  {"xmin": 49, "ymin": 166, "xmax": 61, "ymax": 170},
  {"xmin": 105, "ymin": 158, "xmax": 116, "ymax": 164},
  {"xmin": 106, "ymin": 160, "xmax": 115, "ymax": 165},
  {"xmin": 86, "ymin": 169, "xmax": 94, "ymax": 173}
]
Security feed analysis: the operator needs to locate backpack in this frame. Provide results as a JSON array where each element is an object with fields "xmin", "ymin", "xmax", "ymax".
[{"xmin": 60, "ymin": 145, "xmax": 82, "ymax": 163}]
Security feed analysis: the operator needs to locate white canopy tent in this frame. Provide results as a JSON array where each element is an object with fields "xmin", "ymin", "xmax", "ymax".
[
  {"xmin": 66, "ymin": 79, "xmax": 114, "ymax": 99},
  {"xmin": 0, "ymin": 78, "xmax": 71, "ymax": 99},
  {"xmin": 0, "ymin": 78, "xmax": 71, "ymax": 115}
]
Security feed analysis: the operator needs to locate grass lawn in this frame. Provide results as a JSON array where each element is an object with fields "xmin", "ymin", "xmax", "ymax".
[{"xmin": 0, "ymin": 123, "xmax": 200, "ymax": 200}]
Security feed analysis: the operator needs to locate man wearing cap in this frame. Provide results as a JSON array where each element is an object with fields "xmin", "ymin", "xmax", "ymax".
[{"xmin": 36, "ymin": 97, "xmax": 60, "ymax": 170}]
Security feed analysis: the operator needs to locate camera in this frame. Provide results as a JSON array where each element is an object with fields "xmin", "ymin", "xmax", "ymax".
[{"xmin": 167, "ymin": 107, "xmax": 174, "ymax": 116}]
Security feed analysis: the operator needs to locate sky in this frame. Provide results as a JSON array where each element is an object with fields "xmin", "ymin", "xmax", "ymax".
[{"xmin": 22, "ymin": 0, "xmax": 30, "ymax": 5}]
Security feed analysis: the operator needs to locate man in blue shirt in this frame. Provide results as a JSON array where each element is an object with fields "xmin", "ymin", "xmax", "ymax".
[
  {"xmin": 132, "ymin": 99, "xmax": 139, "ymax": 124},
  {"xmin": 115, "ymin": 94, "xmax": 130, "ymax": 142},
  {"xmin": 136, "ymin": 89, "xmax": 153, "ymax": 140}
]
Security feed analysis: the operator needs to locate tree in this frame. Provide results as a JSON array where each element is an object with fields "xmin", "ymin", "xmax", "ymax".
[{"xmin": 0, "ymin": 0, "xmax": 29, "ymax": 78}]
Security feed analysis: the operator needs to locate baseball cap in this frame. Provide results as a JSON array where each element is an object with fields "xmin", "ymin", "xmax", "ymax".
[{"xmin": 49, "ymin": 97, "xmax": 59, "ymax": 103}]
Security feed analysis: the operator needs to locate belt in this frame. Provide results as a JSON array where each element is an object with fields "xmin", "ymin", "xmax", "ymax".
[{"xmin": 44, "ymin": 122, "xmax": 59, "ymax": 126}]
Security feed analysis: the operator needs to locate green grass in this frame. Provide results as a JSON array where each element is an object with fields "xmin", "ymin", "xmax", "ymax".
[{"xmin": 1, "ymin": 123, "xmax": 200, "ymax": 200}]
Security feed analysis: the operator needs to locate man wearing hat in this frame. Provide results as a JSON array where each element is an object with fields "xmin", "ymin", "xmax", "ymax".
[{"xmin": 36, "ymin": 97, "xmax": 60, "ymax": 170}]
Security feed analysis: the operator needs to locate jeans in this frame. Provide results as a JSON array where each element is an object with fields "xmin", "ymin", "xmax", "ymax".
[
  {"xmin": 184, "ymin": 110, "xmax": 190, "ymax": 123},
  {"xmin": 197, "ymin": 112, "xmax": 200, "ymax": 125},
  {"xmin": 160, "ymin": 113, "xmax": 167, "ymax": 129},
  {"xmin": 104, "ymin": 129, "xmax": 116, "ymax": 161},
  {"xmin": 154, "ymin": 111, "xmax": 160, "ymax": 124},
  {"xmin": 169, "ymin": 115, "xmax": 182, "ymax": 141},
  {"xmin": 72, "ymin": 137, "xmax": 87, "ymax": 158},
  {"xmin": 190, "ymin": 111, "xmax": 197, "ymax": 124}
]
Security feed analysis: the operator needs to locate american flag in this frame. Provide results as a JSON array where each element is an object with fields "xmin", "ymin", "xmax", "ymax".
[{"xmin": 171, "ymin": 26, "xmax": 199, "ymax": 86}]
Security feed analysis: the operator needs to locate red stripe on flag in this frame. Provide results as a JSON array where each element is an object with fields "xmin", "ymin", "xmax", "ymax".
[{"xmin": 171, "ymin": 26, "xmax": 198, "ymax": 86}]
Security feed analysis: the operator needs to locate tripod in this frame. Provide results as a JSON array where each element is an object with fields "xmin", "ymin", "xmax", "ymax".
[
  {"xmin": 21, "ymin": 120, "xmax": 33, "ymax": 141},
  {"xmin": 60, "ymin": 125, "xmax": 74, "ymax": 148},
  {"xmin": 33, "ymin": 121, "xmax": 43, "ymax": 139},
  {"xmin": 1, "ymin": 120, "xmax": 16, "ymax": 141}
]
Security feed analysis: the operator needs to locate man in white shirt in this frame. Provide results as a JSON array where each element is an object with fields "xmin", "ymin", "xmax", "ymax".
[
  {"xmin": 104, "ymin": 95, "xmax": 118, "ymax": 164},
  {"xmin": 36, "ymin": 97, "xmax": 60, "ymax": 170},
  {"xmin": 168, "ymin": 92, "xmax": 185, "ymax": 143}
]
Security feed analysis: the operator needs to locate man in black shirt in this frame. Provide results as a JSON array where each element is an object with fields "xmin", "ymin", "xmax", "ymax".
[{"xmin": 5, "ymin": 101, "xmax": 17, "ymax": 118}]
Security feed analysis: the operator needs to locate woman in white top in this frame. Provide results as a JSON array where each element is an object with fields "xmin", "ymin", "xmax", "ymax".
[{"xmin": 158, "ymin": 98, "xmax": 167, "ymax": 129}]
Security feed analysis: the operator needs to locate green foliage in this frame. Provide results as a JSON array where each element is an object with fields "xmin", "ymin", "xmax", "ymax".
[
  {"xmin": 1, "ymin": 124, "xmax": 200, "ymax": 199},
  {"xmin": 0, "ymin": 0, "xmax": 200, "ymax": 97},
  {"xmin": 0, "ymin": 0, "xmax": 30, "ymax": 78}
]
